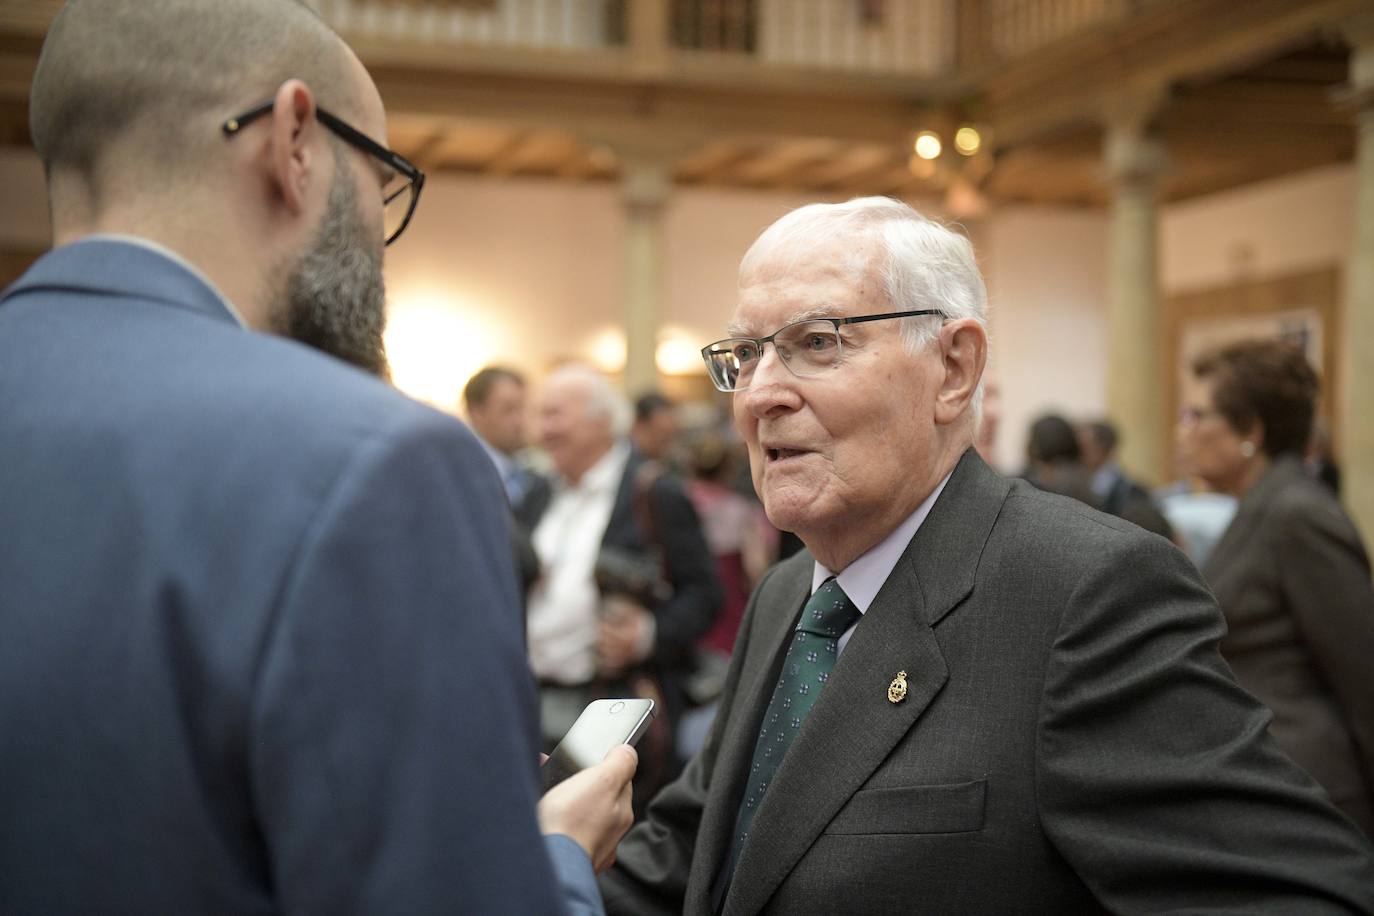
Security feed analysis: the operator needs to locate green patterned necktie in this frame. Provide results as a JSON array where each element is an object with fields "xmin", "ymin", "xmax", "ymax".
[{"xmin": 719, "ymin": 577, "xmax": 861, "ymax": 891}]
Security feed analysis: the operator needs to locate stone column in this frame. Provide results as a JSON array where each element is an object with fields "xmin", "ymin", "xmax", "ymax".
[
  {"xmin": 1339, "ymin": 15, "xmax": 1374, "ymax": 544},
  {"xmin": 620, "ymin": 157, "xmax": 671, "ymax": 396},
  {"xmin": 1102, "ymin": 91, "xmax": 1168, "ymax": 484}
]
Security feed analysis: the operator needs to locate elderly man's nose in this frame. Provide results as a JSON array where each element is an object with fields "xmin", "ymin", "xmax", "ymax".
[
  {"xmin": 743, "ymin": 346, "xmax": 798, "ymax": 415},
  {"xmin": 753, "ymin": 342, "xmax": 789, "ymax": 381}
]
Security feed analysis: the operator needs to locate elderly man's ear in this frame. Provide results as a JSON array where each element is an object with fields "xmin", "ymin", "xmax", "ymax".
[{"xmin": 933, "ymin": 319, "xmax": 988, "ymax": 425}]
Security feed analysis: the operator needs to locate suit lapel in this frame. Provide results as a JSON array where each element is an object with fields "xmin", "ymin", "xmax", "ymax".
[{"xmin": 722, "ymin": 449, "xmax": 1009, "ymax": 916}]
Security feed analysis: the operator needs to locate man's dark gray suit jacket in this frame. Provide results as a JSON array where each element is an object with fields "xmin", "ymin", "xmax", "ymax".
[
  {"xmin": 1203, "ymin": 454, "xmax": 1374, "ymax": 837},
  {"xmin": 0, "ymin": 239, "xmax": 600, "ymax": 915},
  {"xmin": 601, "ymin": 449, "xmax": 1374, "ymax": 914}
]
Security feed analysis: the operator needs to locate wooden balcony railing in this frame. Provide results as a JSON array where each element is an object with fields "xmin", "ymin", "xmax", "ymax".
[
  {"xmin": 312, "ymin": 0, "xmax": 616, "ymax": 51},
  {"xmin": 978, "ymin": 0, "xmax": 1132, "ymax": 61},
  {"xmin": 0, "ymin": 0, "xmax": 1155, "ymax": 78}
]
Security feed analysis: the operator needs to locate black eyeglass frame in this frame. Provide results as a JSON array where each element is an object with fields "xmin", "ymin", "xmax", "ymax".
[
  {"xmin": 700, "ymin": 308, "xmax": 948, "ymax": 392},
  {"xmin": 221, "ymin": 101, "xmax": 425, "ymax": 246}
]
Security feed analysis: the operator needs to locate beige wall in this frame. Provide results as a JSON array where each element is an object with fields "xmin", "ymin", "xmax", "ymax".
[
  {"xmin": 978, "ymin": 163, "xmax": 1360, "ymax": 476},
  {"xmin": 385, "ymin": 179, "xmax": 841, "ymax": 411},
  {"xmin": 381, "ymin": 175, "xmax": 622, "ymax": 409},
  {"xmin": 1162, "ymin": 163, "xmax": 1354, "ymax": 294},
  {"xmin": 980, "ymin": 207, "xmax": 1110, "ymax": 472}
]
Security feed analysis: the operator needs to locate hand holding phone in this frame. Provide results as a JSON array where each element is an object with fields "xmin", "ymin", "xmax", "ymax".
[
  {"xmin": 541, "ymin": 698, "xmax": 654, "ymax": 791},
  {"xmin": 537, "ymin": 744, "xmax": 638, "ymax": 873}
]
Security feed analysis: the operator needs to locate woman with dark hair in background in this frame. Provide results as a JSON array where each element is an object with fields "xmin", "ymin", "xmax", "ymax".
[{"xmin": 1181, "ymin": 338, "xmax": 1374, "ymax": 837}]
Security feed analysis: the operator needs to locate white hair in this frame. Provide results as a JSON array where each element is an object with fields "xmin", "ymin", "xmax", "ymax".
[
  {"xmin": 543, "ymin": 363, "xmax": 632, "ymax": 437},
  {"xmin": 742, "ymin": 196, "xmax": 987, "ymax": 346},
  {"xmin": 739, "ymin": 197, "xmax": 988, "ymax": 414}
]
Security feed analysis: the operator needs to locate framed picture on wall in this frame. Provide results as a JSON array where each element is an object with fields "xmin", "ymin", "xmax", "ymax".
[
  {"xmin": 1178, "ymin": 307, "xmax": 1325, "ymax": 396},
  {"xmin": 1164, "ymin": 266, "xmax": 1341, "ymax": 475}
]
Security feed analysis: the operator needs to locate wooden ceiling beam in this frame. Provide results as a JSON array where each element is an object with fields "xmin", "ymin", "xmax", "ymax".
[
  {"xmin": 982, "ymin": 0, "xmax": 1364, "ymax": 148},
  {"xmin": 824, "ymin": 156, "xmax": 912, "ymax": 195},
  {"xmin": 794, "ymin": 147, "xmax": 898, "ymax": 191},
  {"xmin": 676, "ymin": 141, "xmax": 766, "ymax": 183},
  {"xmin": 483, "ymin": 129, "xmax": 539, "ymax": 177},
  {"xmin": 361, "ymin": 61, "xmax": 929, "ymax": 150},
  {"xmin": 403, "ymin": 130, "xmax": 451, "ymax": 172},
  {"xmin": 733, "ymin": 139, "xmax": 841, "ymax": 186}
]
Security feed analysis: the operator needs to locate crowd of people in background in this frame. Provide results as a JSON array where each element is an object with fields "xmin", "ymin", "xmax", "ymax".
[
  {"xmin": 4, "ymin": 2, "xmax": 1372, "ymax": 911},
  {"xmin": 463, "ymin": 329, "xmax": 1374, "ymax": 846}
]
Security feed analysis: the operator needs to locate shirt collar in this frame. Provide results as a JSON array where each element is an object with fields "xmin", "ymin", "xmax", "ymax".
[
  {"xmin": 812, "ymin": 470, "xmax": 954, "ymax": 613},
  {"xmin": 1090, "ymin": 462, "xmax": 1120, "ymax": 499},
  {"xmin": 558, "ymin": 440, "xmax": 630, "ymax": 495}
]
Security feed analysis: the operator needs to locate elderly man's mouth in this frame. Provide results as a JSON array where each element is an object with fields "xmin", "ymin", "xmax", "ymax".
[{"xmin": 766, "ymin": 447, "xmax": 811, "ymax": 462}]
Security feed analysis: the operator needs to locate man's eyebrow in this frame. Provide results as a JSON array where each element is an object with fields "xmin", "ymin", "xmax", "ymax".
[{"xmin": 725, "ymin": 305, "xmax": 833, "ymax": 338}]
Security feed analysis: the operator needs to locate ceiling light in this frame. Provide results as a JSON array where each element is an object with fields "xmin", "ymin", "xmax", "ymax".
[
  {"xmin": 913, "ymin": 131, "xmax": 942, "ymax": 160},
  {"xmin": 954, "ymin": 126, "xmax": 982, "ymax": 156}
]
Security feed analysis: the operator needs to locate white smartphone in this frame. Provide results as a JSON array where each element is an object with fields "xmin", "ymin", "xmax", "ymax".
[{"xmin": 541, "ymin": 698, "xmax": 655, "ymax": 791}]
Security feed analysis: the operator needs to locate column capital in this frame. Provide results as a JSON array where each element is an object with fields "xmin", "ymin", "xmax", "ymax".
[
  {"xmin": 620, "ymin": 158, "xmax": 672, "ymax": 216},
  {"xmin": 1103, "ymin": 128, "xmax": 1168, "ymax": 187},
  {"xmin": 1099, "ymin": 85, "xmax": 1170, "ymax": 185},
  {"xmin": 1100, "ymin": 84, "xmax": 1169, "ymax": 137},
  {"xmin": 591, "ymin": 132, "xmax": 688, "ymax": 217}
]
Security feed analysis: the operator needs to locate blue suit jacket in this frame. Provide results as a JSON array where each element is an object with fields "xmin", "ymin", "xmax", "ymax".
[{"xmin": 0, "ymin": 239, "xmax": 600, "ymax": 914}]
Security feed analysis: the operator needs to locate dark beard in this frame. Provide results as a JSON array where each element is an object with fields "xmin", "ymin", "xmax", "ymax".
[{"xmin": 274, "ymin": 149, "xmax": 389, "ymax": 377}]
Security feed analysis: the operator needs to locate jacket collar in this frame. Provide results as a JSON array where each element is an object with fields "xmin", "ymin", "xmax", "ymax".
[
  {"xmin": 1, "ymin": 236, "xmax": 246, "ymax": 330},
  {"xmin": 1203, "ymin": 453, "xmax": 1305, "ymax": 576}
]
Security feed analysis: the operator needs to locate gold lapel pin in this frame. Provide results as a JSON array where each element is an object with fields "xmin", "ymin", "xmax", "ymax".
[{"xmin": 887, "ymin": 670, "xmax": 908, "ymax": 704}]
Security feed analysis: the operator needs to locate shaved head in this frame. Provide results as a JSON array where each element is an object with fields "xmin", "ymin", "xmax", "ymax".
[
  {"xmin": 30, "ymin": 0, "xmax": 356, "ymax": 203},
  {"xmin": 30, "ymin": 0, "xmax": 395, "ymax": 376}
]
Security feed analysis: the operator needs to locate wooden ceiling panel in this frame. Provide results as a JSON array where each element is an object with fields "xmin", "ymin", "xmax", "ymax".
[
  {"xmin": 731, "ymin": 138, "xmax": 841, "ymax": 186},
  {"xmin": 0, "ymin": 2, "xmax": 1360, "ymax": 207},
  {"xmin": 797, "ymin": 145, "xmax": 899, "ymax": 190},
  {"xmin": 675, "ymin": 140, "xmax": 761, "ymax": 183}
]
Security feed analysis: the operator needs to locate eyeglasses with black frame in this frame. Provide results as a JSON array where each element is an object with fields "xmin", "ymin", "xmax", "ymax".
[
  {"xmin": 700, "ymin": 309, "xmax": 947, "ymax": 392},
  {"xmin": 221, "ymin": 101, "xmax": 425, "ymax": 246}
]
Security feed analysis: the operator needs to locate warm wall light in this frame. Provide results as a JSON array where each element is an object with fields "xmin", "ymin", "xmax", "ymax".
[
  {"xmin": 586, "ymin": 327, "xmax": 627, "ymax": 374},
  {"xmin": 655, "ymin": 331, "xmax": 705, "ymax": 376},
  {"xmin": 913, "ymin": 131, "xmax": 942, "ymax": 160},
  {"xmin": 385, "ymin": 296, "xmax": 492, "ymax": 411},
  {"xmin": 954, "ymin": 126, "xmax": 982, "ymax": 156}
]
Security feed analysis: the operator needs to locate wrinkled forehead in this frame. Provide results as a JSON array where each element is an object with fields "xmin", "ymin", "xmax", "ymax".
[{"xmin": 731, "ymin": 233, "xmax": 887, "ymax": 334}]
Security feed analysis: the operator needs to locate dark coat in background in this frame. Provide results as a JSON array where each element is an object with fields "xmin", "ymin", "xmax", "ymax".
[
  {"xmin": 601, "ymin": 449, "xmax": 1374, "ymax": 915},
  {"xmin": 516, "ymin": 450, "xmax": 723, "ymax": 685},
  {"xmin": 1204, "ymin": 454, "xmax": 1374, "ymax": 837}
]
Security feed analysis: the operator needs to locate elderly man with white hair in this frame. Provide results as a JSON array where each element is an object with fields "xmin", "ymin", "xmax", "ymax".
[
  {"xmin": 599, "ymin": 197, "xmax": 1374, "ymax": 915},
  {"xmin": 517, "ymin": 365, "xmax": 721, "ymax": 779}
]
